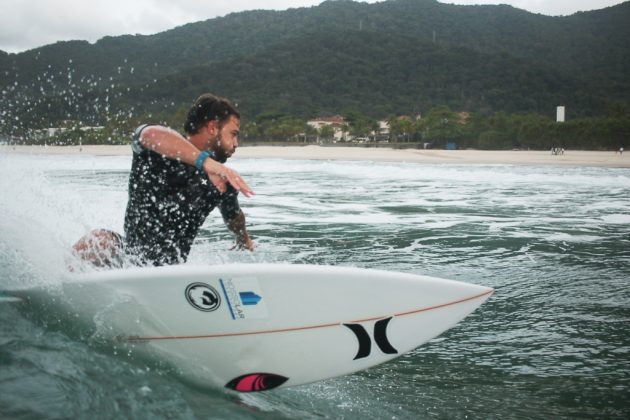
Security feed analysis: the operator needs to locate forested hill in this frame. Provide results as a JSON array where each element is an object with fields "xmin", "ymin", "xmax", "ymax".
[{"xmin": 1, "ymin": 0, "xmax": 629, "ymax": 129}]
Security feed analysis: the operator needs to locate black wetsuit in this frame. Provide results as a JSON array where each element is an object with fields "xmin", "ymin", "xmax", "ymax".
[{"xmin": 123, "ymin": 125, "xmax": 241, "ymax": 266}]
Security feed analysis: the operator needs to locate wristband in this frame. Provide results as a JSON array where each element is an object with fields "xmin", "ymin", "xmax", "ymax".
[{"xmin": 195, "ymin": 150, "xmax": 214, "ymax": 170}]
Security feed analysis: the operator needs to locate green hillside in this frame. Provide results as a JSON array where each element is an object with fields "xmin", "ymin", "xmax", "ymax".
[{"xmin": 1, "ymin": 0, "xmax": 629, "ymax": 139}]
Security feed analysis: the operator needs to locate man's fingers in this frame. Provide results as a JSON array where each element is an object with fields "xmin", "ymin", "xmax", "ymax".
[
  {"xmin": 225, "ymin": 172, "xmax": 254, "ymax": 197},
  {"xmin": 204, "ymin": 162, "xmax": 254, "ymax": 196},
  {"xmin": 230, "ymin": 240, "xmax": 255, "ymax": 251},
  {"xmin": 209, "ymin": 174, "xmax": 227, "ymax": 193},
  {"xmin": 235, "ymin": 177, "xmax": 254, "ymax": 197}
]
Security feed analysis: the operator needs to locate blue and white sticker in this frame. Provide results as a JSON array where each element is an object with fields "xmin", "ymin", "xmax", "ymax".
[{"xmin": 219, "ymin": 277, "xmax": 268, "ymax": 320}]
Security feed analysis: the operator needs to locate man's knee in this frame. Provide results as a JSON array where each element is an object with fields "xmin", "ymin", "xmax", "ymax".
[{"xmin": 72, "ymin": 229, "xmax": 124, "ymax": 268}]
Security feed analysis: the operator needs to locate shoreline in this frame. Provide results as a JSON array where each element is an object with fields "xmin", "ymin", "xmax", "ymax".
[{"xmin": 1, "ymin": 144, "xmax": 628, "ymax": 168}]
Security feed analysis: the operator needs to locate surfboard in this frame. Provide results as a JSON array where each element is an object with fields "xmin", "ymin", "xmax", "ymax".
[{"xmin": 8, "ymin": 263, "xmax": 493, "ymax": 392}]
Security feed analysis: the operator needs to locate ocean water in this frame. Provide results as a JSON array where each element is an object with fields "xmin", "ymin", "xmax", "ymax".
[{"xmin": 1, "ymin": 151, "xmax": 629, "ymax": 419}]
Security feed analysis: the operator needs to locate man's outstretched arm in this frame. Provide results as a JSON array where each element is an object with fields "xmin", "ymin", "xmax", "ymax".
[{"xmin": 138, "ymin": 125, "xmax": 253, "ymax": 196}]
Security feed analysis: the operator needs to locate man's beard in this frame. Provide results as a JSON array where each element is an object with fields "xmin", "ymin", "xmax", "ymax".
[{"xmin": 213, "ymin": 133, "xmax": 228, "ymax": 163}]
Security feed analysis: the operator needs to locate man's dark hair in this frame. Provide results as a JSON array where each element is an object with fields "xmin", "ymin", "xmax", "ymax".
[{"xmin": 184, "ymin": 94, "xmax": 240, "ymax": 135}]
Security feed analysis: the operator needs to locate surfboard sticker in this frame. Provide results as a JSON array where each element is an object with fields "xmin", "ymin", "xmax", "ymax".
[
  {"xmin": 225, "ymin": 373, "xmax": 289, "ymax": 392},
  {"xmin": 344, "ymin": 317, "xmax": 398, "ymax": 360},
  {"xmin": 219, "ymin": 277, "xmax": 268, "ymax": 320},
  {"xmin": 185, "ymin": 282, "xmax": 221, "ymax": 312}
]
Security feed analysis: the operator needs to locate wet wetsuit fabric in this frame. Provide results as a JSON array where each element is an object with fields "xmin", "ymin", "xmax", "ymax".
[{"xmin": 123, "ymin": 124, "xmax": 241, "ymax": 266}]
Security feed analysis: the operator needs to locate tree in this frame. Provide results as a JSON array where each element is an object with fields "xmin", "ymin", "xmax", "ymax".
[
  {"xmin": 318, "ymin": 125, "xmax": 336, "ymax": 142},
  {"xmin": 388, "ymin": 116, "xmax": 414, "ymax": 142},
  {"xmin": 343, "ymin": 111, "xmax": 375, "ymax": 139},
  {"xmin": 418, "ymin": 106, "xmax": 462, "ymax": 148}
]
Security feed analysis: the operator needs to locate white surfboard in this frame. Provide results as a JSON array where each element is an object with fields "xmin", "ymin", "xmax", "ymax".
[{"xmin": 10, "ymin": 264, "xmax": 493, "ymax": 392}]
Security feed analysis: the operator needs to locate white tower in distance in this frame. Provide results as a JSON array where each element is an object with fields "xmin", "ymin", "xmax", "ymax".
[{"xmin": 556, "ymin": 106, "xmax": 566, "ymax": 122}]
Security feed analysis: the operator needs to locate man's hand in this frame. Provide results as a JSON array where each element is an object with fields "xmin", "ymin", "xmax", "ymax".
[
  {"xmin": 231, "ymin": 237, "xmax": 256, "ymax": 251},
  {"xmin": 203, "ymin": 159, "xmax": 254, "ymax": 197}
]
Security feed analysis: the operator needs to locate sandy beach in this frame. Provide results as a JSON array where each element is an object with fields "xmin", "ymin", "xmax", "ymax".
[{"xmin": 1, "ymin": 145, "xmax": 628, "ymax": 167}]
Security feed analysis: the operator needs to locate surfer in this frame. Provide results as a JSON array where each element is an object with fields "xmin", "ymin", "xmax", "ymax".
[{"xmin": 72, "ymin": 93, "xmax": 255, "ymax": 268}]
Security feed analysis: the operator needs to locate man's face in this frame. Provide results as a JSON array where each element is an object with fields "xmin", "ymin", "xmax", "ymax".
[{"xmin": 211, "ymin": 115, "xmax": 240, "ymax": 162}]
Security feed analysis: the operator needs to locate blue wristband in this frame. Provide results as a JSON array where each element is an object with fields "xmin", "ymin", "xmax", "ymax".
[{"xmin": 195, "ymin": 151, "xmax": 213, "ymax": 170}]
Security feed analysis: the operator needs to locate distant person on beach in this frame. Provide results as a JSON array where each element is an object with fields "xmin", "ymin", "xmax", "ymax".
[{"xmin": 72, "ymin": 93, "xmax": 255, "ymax": 268}]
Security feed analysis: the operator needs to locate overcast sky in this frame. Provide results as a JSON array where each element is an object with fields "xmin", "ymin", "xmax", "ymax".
[{"xmin": 0, "ymin": 0, "xmax": 625, "ymax": 53}]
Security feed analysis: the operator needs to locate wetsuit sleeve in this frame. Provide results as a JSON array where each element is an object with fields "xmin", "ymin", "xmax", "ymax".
[
  {"xmin": 219, "ymin": 186, "xmax": 242, "ymax": 222},
  {"xmin": 131, "ymin": 124, "xmax": 153, "ymax": 155}
]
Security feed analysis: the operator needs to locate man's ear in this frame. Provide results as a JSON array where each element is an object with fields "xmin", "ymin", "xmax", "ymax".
[{"xmin": 206, "ymin": 120, "xmax": 219, "ymax": 136}]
